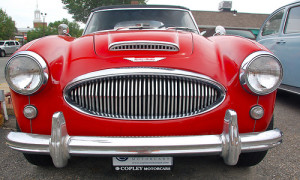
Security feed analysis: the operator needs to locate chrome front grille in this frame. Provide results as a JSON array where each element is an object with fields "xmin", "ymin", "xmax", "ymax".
[
  {"xmin": 109, "ymin": 41, "xmax": 179, "ymax": 51},
  {"xmin": 64, "ymin": 68, "xmax": 225, "ymax": 120}
]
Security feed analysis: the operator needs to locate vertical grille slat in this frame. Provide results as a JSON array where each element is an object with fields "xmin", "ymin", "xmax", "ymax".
[
  {"xmin": 182, "ymin": 80, "xmax": 186, "ymax": 116},
  {"xmin": 147, "ymin": 78, "xmax": 151, "ymax": 118},
  {"xmin": 178, "ymin": 80, "xmax": 182, "ymax": 117},
  {"xmin": 159, "ymin": 78, "xmax": 163, "ymax": 119},
  {"xmin": 131, "ymin": 79, "xmax": 134, "ymax": 118},
  {"xmin": 91, "ymin": 83, "xmax": 95, "ymax": 112},
  {"xmin": 162, "ymin": 79, "xmax": 168, "ymax": 118},
  {"xmin": 167, "ymin": 79, "xmax": 171, "ymax": 118},
  {"xmin": 151, "ymin": 78, "xmax": 155, "ymax": 119},
  {"xmin": 174, "ymin": 80, "xmax": 178, "ymax": 118},
  {"xmin": 186, "ymin": 80, "xmax": 190, "ymax": 116},
  {"xmin": 144, "ymin": 78, "xmax": 147, "ymax": 118},
  {"xmin": 135, "ymin": 78, "xmax": 139, "ymax": 117},
  {"xmin": 84, "ymin": 84, "xmax": 88, "ymax": 109},
  {"xmin": 103, "ymin": 80, "xmax": 107, "ymax": 115},
  {"xmin": 95, "ymin": 81, "xmax": 99, "ymax": 114},
  {"xmin": 65, "ymin": 71, "xmax": 225, "ymax": 120}
]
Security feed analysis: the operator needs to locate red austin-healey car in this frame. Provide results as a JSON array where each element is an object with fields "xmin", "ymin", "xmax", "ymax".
[{"xmin": 5, "ymin": 5, "xmax": 283, "ymax": 169}]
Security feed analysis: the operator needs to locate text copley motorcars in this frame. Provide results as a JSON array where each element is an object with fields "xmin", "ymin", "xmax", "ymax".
[{"xmin": 5, "ymin": 5, "xmax": 283, "ymax": 168}]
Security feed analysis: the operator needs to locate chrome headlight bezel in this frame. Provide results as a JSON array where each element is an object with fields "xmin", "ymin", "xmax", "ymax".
[
  {"xmin": 5, "ymin": 51, "xmax": 49, "ymax": 95},
  {"xmin": 239, "ymin": 51, "xmax": 283, "ymax": 95}
]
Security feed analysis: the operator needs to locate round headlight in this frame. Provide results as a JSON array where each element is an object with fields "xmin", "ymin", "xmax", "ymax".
[
  {"xmin": 240, "ymin": 51, "xmax": 283, "ymax": 95},
  {"xmin": 5, "ymin": 51, "xmax": 49, "ymax": 95}
]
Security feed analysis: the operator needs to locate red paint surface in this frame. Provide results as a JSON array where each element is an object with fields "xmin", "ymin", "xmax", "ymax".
[{"xmin": 11, "ymin": 31, "xmax": 276, "ymax": 136}]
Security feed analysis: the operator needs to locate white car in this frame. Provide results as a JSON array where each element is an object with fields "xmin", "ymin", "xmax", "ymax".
[{"xmin": 0, "ymin": 40, "xmax": 21, "ymax": 57}]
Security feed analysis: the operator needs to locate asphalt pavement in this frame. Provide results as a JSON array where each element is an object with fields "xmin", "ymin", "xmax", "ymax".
[{"xmin": 0, "ymin": 55, "xmax": 299, "ymax": 179}]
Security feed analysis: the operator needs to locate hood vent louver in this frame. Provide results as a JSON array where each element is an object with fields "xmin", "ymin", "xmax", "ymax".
[{"xmin": 109, "ymin": 41, "xmax": 179, "ymax": 51}]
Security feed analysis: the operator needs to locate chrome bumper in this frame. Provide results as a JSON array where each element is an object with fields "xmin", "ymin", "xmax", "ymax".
[{"xmin": 6, "ymin": 110, "xmax": 283, "ymax": 168}]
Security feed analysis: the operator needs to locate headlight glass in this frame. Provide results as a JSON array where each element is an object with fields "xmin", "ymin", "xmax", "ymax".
[
  {"xmin": 5, "ymin": 51, "xmax": 48, "ymax": 95},
  {"xmin": 240, "ymin": 51, "xmax": 283, "ymax": 95}
]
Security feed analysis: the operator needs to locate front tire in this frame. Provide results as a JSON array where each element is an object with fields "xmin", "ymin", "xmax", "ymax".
[
  {"xmin": 236, "ymin": 117, "xmax": 274, "ymax": 167},
  {"xmin": 23, "ymin": 153, "xmax": 54, "ymax": 167},
  {"xmin": 0, "ymin": 50, "xmax": 6, "ymax": 57},
  {"xmin": 16, "ymin": 121, "xmax": 54, "ymax": 167}
]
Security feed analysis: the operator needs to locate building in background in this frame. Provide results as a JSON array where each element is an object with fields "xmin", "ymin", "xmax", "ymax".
[
  {"xmin": 193, "ymin": 1, "xmax": 269, "ymax": 36},
  {"xmin": 33, "ymin": 3, "xmax": 47, "ymax": 28},
  {"xmin": 16, "ymin": 2, "xmax": 47, "ymax": 45},
  {"xmin": 15, "ymin": 27, "xmax": 33, "ymax": 45}
]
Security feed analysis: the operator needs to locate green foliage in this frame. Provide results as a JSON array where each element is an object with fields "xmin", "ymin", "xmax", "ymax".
[
  {"xmin": 0, "ymin": 9, "xmax": 16, "ymax": 40},
  {"xmin": 48, "ymin": 18, "xmax": 83, "ymax": 37},
  {"xmin": 27, "ymin": 18, "xmax": 83, "ymax": 42},
  {"xmin": 62, "ymin": 0, "xmax": 148, "ymax": 23}
]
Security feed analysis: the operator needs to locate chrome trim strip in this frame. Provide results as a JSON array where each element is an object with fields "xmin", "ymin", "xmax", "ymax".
[
  {"xmin": 6, "ymin": 111, "xmax": 283, "ymax": 168},
  {"xmin": 279, "ymin": 84, "xmax": 300, "ymax": 95}
]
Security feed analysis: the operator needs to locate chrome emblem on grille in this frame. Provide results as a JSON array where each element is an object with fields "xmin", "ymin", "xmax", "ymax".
[{"xmin": 124, "ymin": 57, "xmax": 166, "ymax": 62}]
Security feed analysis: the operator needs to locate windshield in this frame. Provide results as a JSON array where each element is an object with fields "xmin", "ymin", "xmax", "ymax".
[
  {"xmin": 0, "ymin": 42, "xmax": 4, "ymax": 45},
  {"xmin": 226, "ymin": 29, "xmax": 256, "ymax": 39},
  {"xmin": 84, "ymin": 9, "xmax": 198, "ymax": 35}
]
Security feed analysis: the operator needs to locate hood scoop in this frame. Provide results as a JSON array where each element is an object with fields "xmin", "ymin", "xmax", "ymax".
[
  {"xmin": 94, "ymin": 30, "xmax": 193, "ymax": 57},
  {"xmin": 109, "ymin": 41, "xmax": 179, "ymax": 51}
]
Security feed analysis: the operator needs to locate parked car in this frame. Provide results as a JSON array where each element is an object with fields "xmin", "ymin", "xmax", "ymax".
[
  {"xmin": 5, "ymin": 5, "xmax": 283, "ymax": 169},
  {"xmin": 0, "ymin": 40, "xmax": 20, "ymax": 57},
  {"xmin": 257, "ymin": 1, "xmax": 300, "ymax": 94},
  {"xmin": 202, "ymin": 27, "xmax": 256, "ymax": 40}
]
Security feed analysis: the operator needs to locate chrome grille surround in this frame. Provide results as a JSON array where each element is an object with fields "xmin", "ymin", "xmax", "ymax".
[
  {"xmin": 64, "ymin": 68, "xmax": 226, "ymax": 120},
  {"xmin": 109, "ymin": 41, "xmax": 179, "ymax": 51}
]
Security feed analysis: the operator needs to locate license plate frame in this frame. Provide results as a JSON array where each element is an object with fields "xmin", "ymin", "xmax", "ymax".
[{"xmin": 112, "ymin": 157, "xmax": 173, "ymax": 171}]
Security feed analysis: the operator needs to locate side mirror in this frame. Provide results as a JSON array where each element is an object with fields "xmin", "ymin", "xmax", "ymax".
[
  {"xmin": 214, "ymin": 26, "xmax": 226, "ymax": 36},
  {"xmin": 58, "ymin": 24, "xmax": 70, "ymax": 36}
]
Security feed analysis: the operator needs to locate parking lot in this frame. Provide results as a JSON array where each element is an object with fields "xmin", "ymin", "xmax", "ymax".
[{"xmin": 0, "ymin": 56, "xmax": 299, "ymax": 179}]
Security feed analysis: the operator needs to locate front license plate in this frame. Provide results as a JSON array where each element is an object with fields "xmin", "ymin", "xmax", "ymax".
[{"xmin": 112, "ymin": 157, "xmax": 173, "ymax": 171}]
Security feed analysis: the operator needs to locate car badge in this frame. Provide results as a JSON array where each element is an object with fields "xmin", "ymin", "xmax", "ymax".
[{"xmin": 124, "ymin": 57, "xmax": 166, "ymax": 62}]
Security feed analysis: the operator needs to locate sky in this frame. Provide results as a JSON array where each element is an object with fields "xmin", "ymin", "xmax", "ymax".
[{"xmin": 0, "ymin": 0, "xmax": 297, "ymax": 29}]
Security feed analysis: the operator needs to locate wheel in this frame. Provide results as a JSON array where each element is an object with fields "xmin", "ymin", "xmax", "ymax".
[
  {"xmin": 23, "ymin": 153, "xmax": 54, "ymax": 167},
  {"xmin": 0, "ymin": 50, "xmax": 6, "ymax": 57},
  {"xmin": 236, "ymin": 117, "xmax": 274, "ymax": 167},
  {"xmin": 16, "ymin": 121, "xmax": 54, "ymax": 166}
]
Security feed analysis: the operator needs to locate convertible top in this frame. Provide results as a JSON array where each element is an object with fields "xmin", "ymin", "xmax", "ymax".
[{"xmin": 92, "ymin": 5, "xmax": 190, "ymax": 12}]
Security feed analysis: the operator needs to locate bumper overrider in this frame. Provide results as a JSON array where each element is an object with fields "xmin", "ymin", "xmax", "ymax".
[{"xmin": 6, "ymin": 110, "xmax": 282, "ymax": 168}]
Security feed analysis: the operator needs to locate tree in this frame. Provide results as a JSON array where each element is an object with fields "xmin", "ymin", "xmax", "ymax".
[
  {"xmin": 27, "ymin": 18, "xmax": 83, "ymax": 42},
  {"xmin": 0, "ymin": 9, "xmax": 16, "ymax": 40},
  {"xmin": 62, "ymin": 0, "xmax": 148, "ymax": 23}
]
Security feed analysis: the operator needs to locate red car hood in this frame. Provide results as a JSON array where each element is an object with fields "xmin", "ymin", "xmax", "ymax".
[{"xmin": 94, "ymin": 30, "xmax": 193, "ymax": 57}]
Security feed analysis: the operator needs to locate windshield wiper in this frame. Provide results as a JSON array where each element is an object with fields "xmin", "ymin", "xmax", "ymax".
[
  {"xmin": 115, "ymin": 26, "xmax": 154, "ymax": 31},
  {"xmin": 128, "ymin": 26, "xmax": 154, "ymax": 30},
  {"xmin": 166, "ymin": 27, "xmax": 197, "ymax": 33}
]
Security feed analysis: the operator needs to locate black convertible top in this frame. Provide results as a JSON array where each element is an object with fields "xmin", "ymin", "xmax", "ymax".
[{"xmin": 92, "ymin": 5, "xmax": 190, "ymax": 12}]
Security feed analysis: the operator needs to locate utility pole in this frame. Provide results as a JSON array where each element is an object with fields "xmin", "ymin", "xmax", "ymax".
[{"xmin": 41, "ymin": 12, "xmax": 47, "ymax": 36}]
